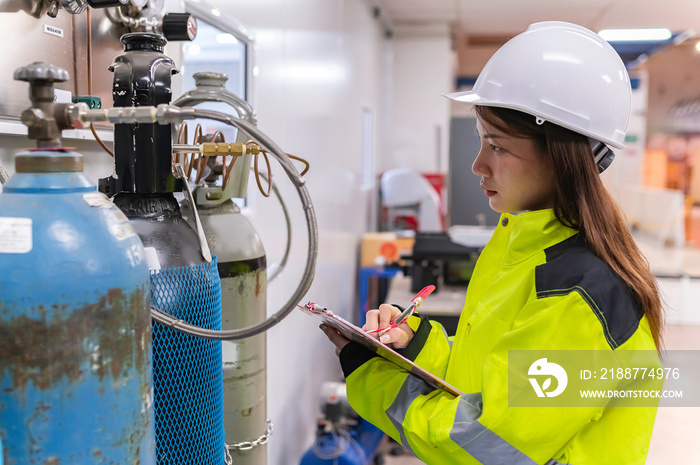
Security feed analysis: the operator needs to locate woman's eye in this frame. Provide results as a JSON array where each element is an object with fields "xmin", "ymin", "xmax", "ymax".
[{"xmin": 489, "ymin": 144, "xmax": 501, "ymax": 152}]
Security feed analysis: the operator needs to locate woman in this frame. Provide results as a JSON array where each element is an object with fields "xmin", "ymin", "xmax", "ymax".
[{"xmin": 322, "ymin": 21, "xmax": 663, "ymax": 465}]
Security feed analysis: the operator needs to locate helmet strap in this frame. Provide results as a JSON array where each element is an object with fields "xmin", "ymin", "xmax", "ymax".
[{"xmin": 590, "ymin": 138, "xmax": 615, "ymax": 173}]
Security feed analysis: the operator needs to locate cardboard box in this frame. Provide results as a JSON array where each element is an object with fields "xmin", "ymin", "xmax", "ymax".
[{"xmin": 360, "ymin": 232, "xmax": 415, "ymax": 267}]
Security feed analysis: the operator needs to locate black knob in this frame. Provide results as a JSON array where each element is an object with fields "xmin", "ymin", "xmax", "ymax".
[
  {"xmin": 162, "ymin": 13, "xmax": 197, "ymax": 41},
  {"xmin": 86, "ymin": 0, "xmax": 127, "ymax": 7}
]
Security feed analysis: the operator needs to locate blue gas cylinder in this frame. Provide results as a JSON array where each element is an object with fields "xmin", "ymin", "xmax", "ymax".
[
  {"xmin": 300, "ymin": 419, "xmax": 385, "ymax": 465},
  {"xmin": 0, "ymin": 149, "xmax": 155, "ymax": 465}
]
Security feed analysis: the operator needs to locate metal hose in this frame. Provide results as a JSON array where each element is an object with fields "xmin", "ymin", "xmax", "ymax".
[
  {"xmin": 256, "ymin": 170, "xmax": 291, "ymax": 282},
  {"xmin": 0, "ymin": 157, "xmax": 9, "ymax": 184},
  {"xmin": 151, "ymin": 109, "xmax": 318, "ymax": 340}
]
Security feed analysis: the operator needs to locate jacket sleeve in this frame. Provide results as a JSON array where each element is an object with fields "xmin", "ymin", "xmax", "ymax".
[
  {"xmin": 398, "ymin": 313, "xmax": 453, "ymax": 378},
  {"xmin": 341, "ymin": 292, "xmax": 623, "ymax": 465}
]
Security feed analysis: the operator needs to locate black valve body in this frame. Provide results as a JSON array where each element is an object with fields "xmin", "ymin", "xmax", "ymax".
[
  {"xmin": 99, "ymin": 33, "xmax": 181, "ymax": 196},
  {"xmin": 86, "ymin": 0, "xmax": 128, "ymax": 8}
]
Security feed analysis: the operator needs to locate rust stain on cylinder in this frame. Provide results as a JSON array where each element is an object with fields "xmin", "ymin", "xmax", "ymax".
[
  {"xmin": 0, "ymin": 286, "xmax": 150, "ymax": 390},
  {"xmin": 254, "ymin": 270, "xmax": 262, "ymax": 298}
]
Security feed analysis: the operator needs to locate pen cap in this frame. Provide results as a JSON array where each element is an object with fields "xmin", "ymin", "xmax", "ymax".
[{"xmin": 413, "ymin": 285, "xmax": 436, "ymax": 304}]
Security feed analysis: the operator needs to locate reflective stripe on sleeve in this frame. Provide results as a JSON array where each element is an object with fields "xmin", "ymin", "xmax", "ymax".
[
  {"xmin": 385, "ymin": 375, "xmax": 436, "ymax": 454},
  {"xmin": 440, "ymin": 326, "xmax": 453, "ymax": 349},
  {"xmin": 386, "ymin": 380, "xmax": 540, "ymax": 464},
  {"xmin": 450, "ymin": 394, "xmax": 538, "ymax": 465}
]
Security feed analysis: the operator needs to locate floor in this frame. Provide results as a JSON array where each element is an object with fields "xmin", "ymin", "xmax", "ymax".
[{"xmin": 380, "ymin": 233, "xmax": 700, "ymax": 465}]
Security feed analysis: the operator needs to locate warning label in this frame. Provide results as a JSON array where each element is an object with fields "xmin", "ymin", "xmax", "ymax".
[{"xmin": 0, "ymin": 217, "xmax": 32, "ymax": 254}]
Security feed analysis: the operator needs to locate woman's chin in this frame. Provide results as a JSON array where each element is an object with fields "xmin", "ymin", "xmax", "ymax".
[{"xmin": 487, "ymin": 199, "xmax": 508, "ymax": 214}]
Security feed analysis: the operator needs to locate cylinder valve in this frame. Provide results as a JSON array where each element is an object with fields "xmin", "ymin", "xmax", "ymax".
[{"xmin": 14, "ymin": 62, "xmax": 72, "ymax": 148}]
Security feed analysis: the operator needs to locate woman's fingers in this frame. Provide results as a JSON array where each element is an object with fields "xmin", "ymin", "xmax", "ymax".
[
  {"xmin": 320, "ymin": 324, "xmax": 350, "ymax": 355},
  {"xmin": 363, "ymin": 305, "xmax": 404, "ymax": 342},
  {"xmin": 363, "ymin": 309, "xmax": 380, "ymax": 332},
  {"xmin": 378, "ymin": 304, "xmax": 399, "ymax": 331},
  {"xmin": 379, "ymin": 326, "xmax": 411, "ymax": 349}
]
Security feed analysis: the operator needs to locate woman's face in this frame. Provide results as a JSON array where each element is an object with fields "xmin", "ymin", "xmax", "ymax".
[{"xmin": 473, "ymin": 116, "xmax": 557, "ymax": 213}]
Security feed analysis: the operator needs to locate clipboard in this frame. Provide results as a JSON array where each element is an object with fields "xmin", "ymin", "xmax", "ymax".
[{"xmin": 299, "ymin": 303, "xmax": 463, "ymax": 396}]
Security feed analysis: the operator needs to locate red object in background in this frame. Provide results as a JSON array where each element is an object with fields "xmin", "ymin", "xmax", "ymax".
[
  {"xmin": 395, "ymin": 215, "xmax": 419, "ymax": 231},
  {"xmin": 379, "ymin": 242, "xmax": 399, "ymax": 262},
  {"xmin": 379, "ymin": 171, "xmax": 446, "ymax": 231},
  {"xmin": 380, "ymin": 205, "xmax": 421, "ymax": 231},
  {"xmin": 422, "ymin": 173, "xmax": 446, "ymax": 230}
]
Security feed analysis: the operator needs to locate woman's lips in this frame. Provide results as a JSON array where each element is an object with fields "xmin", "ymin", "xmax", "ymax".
[{"xmin": 482, "ymin": 187, "xmax": 497, "ymax": 197}]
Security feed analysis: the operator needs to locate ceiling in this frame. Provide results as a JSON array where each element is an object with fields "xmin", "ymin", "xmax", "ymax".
[{"xmin": 377, "ymin": 0, "xmax": 700, "ymax": 36}]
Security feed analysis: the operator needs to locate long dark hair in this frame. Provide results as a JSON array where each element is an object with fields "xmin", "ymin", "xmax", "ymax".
[{"xmin": 475, "ymin": 105, "xmax": 664, "ymax": 350}]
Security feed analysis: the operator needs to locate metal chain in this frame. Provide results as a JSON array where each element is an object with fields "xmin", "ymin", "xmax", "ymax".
[{"xmin": 225, "ymin": 419, "xmax": 274, "ymax": 464}]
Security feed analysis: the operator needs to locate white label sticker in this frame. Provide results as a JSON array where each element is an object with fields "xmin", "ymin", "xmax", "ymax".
[
  {"xmin": 144, "ymin": 247, "xmax": 161, "ymax": 271},
  {"xmin": 53, "ymin": 88, "xmax": 72, "ymax": 104},
  {"xmin": 0, "ymin": 217, "xmax": 32, "ymax": 254},
  {"xmin": 44, "ymin": 24, "xmax": 64, "ymax": 38},
  {"xmin": 83, "ymin": 193, "xmax": 136, "ymax": 241},
  {"xmin": 106, "ymin": 206, "xmax": 136, "ymax": 241},
  {"xmin": 110, "ymin": 222, "xmax": 136, "ymax": 241},
  {"xmin": 83, "ymin": 192, "xmax": 113, "ymax": 208}
]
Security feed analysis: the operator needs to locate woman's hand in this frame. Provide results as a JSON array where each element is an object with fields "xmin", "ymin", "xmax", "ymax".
[
  {"xmin": 321, "ymin": 325, "xmax": 350, "ymax": 356},
  {"xmin": 363, "ymin": 303, "xmax": 414, "ymax": 349}
]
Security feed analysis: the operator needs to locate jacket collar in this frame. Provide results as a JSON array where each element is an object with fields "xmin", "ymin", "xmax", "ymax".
[{"xmin": 499, "ymin": 209, "xmax": 578, "ymax": 265}]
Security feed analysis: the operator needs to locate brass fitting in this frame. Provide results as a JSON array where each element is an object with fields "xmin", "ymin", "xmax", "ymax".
[{"xmin": 200, "ymin": 142, "xmax": 261, "ymax": 157}]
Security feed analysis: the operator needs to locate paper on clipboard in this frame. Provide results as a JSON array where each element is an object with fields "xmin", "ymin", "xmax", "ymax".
[{"xmin": 299, "ymin": 303, "xmax": 463, "ymax": 397}]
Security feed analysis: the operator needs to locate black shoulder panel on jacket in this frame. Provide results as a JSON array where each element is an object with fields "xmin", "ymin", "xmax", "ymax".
[{"xmin": 535, "ymin": 234, "xmax": 644, "ymax": 349}]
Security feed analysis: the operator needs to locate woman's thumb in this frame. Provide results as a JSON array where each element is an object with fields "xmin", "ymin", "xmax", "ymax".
[{"xmin": 380, "ymin": 327, "xmax": 409, "ymax": 348}]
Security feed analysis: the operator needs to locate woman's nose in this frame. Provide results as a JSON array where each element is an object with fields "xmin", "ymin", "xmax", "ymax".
[{"xmin": 472, "ymin": 149, "xmax": 490, "ymax": 177}]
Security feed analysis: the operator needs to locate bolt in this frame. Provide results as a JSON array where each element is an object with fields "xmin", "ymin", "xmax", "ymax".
[
  {"xmin": 47, "ymin": 1, "xmax": 59, "ymax": 18},
  {"xmin": 20, "ymin": 108, "xmax": 45, "ymax": 127}
]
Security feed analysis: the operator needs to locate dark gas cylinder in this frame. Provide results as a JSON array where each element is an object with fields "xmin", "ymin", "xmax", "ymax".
[{"xmin": 99, "ymin": 32, "xmax": 224, "ymax": 465}]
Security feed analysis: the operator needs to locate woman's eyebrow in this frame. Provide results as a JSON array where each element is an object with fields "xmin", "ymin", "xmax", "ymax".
[{"xmin": 479, "ymin": 132, "xmax": 507, "ymax": 139}]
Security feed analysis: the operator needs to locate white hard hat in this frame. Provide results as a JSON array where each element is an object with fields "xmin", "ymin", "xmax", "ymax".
[{"xmin": 445, "ymin": 21, "xmax": 631, "ymax": 149}]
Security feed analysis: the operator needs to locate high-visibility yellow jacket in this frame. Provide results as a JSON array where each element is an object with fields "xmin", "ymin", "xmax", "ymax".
[{"xmin": 340, "ymin": 209, "xmax": 659, "ymax": 465}]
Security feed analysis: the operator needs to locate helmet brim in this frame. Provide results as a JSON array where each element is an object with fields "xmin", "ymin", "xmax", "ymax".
[{"xmin": 443, "ymin": 90, "xmax": 627, "ymax": 150}]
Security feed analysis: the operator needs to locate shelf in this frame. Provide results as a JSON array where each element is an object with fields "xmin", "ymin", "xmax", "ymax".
[{"xmin": 0, "ymin": 119, "xmax": 114, "ymax": 142}]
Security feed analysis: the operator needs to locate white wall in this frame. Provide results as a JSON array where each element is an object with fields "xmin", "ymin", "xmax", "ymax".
[{"xmin": 385, "ymin": 25, "xmax": 453, "ymax": 174}]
